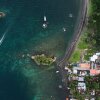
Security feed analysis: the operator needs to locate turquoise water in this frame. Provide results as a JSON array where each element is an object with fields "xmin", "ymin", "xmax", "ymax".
[{"xmin": 0, "ymin": 0, "xmax": 81, "ymax": 100}]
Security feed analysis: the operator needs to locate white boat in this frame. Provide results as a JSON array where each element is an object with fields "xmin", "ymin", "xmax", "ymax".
[
  {"xmin": 42, "ymin": 23, "xmax": 47, "ymax": 28},
  {"xmin": 63, "ymin": 27, "xmax": 66, "ymax": 32},
  {"xmin": 69, "ymin": 13, "xmax": 73, "ymax": 18},
  {"xmin": 42, "ymin": 16, "xmax": 48, "ymax": 28},
  {"xmin": 56, "ymin": 70, "xmax": 59, "ymax": 73},
  {"xmin": 44, "ymin": 16, "xmax": 47, "ymax": 21}
]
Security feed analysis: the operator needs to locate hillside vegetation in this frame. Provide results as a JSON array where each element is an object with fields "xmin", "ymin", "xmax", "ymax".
[
  {"xmin": 88, "ymin": 0, "xmax": 100, "ymax": 51},
  {"xmin": 69, "ymin": 0, "xmax": 100, "ymax": 63}
]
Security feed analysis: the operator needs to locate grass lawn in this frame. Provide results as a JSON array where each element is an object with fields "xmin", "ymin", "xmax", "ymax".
[{"xmin": 69, "ymin": 32, "xmax": 89, "ymax": 63}]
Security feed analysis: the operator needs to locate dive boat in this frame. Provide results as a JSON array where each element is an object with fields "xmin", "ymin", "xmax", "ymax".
[
  {"xmin": 42, "ymin": 16, "xmax": 48, "ymax": 28},
  {"xmin": 44, "ymin": 16, "xmax": 47, "ymax": 21},
  {"xmin": 69, "ymin": 13, "xmax": 73, "ymax": 18}
]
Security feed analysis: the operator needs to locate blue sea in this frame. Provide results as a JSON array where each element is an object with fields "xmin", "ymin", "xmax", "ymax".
[{"xmin": 0, "ymin": 0, "xmax": 81, "ymax": 100}]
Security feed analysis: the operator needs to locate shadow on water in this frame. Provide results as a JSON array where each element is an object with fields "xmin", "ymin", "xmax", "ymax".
[{"xmin": 0, "ymin": 70, "xmax": 37, "ymax": 100}]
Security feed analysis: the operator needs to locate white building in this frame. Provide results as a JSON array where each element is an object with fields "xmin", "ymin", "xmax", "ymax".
[{"xmin": 77, "ymin": 82, "xmax": 86, "ymax": 91}]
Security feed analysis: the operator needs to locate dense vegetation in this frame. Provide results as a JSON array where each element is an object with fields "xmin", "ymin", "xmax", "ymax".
[
  {"xmin": 88, "ymin": 0, "xmax": 100, "ymax": 51},
  {"xmin": 85, "ymin": 75, "xmax": 100, "ymax": 100},
  {"xmin": 69, "ymin": 0, "xmax": 100, "ymax": 99},
  {"xmin": 31, "ymin": 54, "xmax": 56, "ymax": 66},
  {"xmin": 69, "ymin": 0, "xmax": 100, "ymax": 63}
]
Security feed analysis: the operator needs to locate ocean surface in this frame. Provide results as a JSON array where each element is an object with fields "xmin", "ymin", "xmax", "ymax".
[{"xmin": 0, "ymin": 0, "xmax": 81, "ymax": 100}]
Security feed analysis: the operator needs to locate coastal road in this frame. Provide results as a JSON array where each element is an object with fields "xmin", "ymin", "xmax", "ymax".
[
  {"xmin": 56, "ymin": 0, "xmax": 88, "ymax": 98},
  {"xmin": 58, "ymin": 0, "xmax": 88, "ymax": 68}
]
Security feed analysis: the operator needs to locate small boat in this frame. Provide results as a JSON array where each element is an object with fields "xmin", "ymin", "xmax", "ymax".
[
  {"xmin": 69, "ymin": 13, "xmax": 73, "ymax": 18},
  {"xmin": 0, "ymin": 12, "xmax": 6, "ymax": 18},
  {"xmin": 63, "ymin": 27, "xmax": 66, "ymax": 32},
  {"xmin": 42, "ymin": 23, "xmax": 47, "ymax": 28},
  {"xmin": 56, "ymin": 70, "xmax": 59, "ymax": 73},
  {"xmin": 42, "ymin": 16, "xmax": 48, "ymax": 28},
  {"xmin": 44, "ymin": 16, "xmax": 47, "ymax": 21},
  {"xmin": 58, "ymin": 85, "xmax": 62, "ymax": 88}
]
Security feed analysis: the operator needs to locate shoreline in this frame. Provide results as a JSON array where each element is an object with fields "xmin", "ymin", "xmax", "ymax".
[
  {"xmin": 56, "ymin": 0, "xmax": 89, "ymax": 97},
  {"xmin": 58, "ymin": 0, "xmax": 88, "ymax": 67}
]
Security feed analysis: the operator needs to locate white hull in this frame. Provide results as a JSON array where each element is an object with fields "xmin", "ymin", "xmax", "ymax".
[{"xmin": 44, "ymin": 16, "xmax": 47, "ymax": 21}]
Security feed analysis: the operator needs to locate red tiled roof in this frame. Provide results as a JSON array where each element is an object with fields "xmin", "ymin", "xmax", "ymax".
[
  {"xmin": 90, "ymin": 69, "xmax": 96, "ymax": 75},
  {"xmin": 90, "ymin": 69, "xmax": 100, "ymax": 75},
  {"xmin": 79, "ymin": 63, "xmax": 90, "ymax": 69},
  {"xmin": 66, "ymin": 98, "xmax": 68, "ymax": 100}
]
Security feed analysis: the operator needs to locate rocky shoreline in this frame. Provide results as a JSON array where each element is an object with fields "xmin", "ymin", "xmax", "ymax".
[
  {"xmin": 56, "ymin": 0, "xmax": 88, "ymax": 98},
  {"xmin": 31, "ymin": 54, "xmax": 56, "ymax": 66}
]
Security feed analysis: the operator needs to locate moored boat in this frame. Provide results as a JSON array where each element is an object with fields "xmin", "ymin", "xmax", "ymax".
[
  {"xmin": 42, "ymin": 15, "xmax": 48, "ymax": 28},
  {"xmin": 44, "ymin": 15, "xmax": 47, "ymax": 21}
]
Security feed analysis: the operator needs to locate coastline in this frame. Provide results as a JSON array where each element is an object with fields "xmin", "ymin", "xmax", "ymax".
[
  {"xmin": 0, "ymin": 1, "xmax": 89, "ymax": 100},
  {"xmin": 58, "ymin": 0, "xmax": 88, "ymax": 67},
  {"xmin": 56, "ymin": 0, "xmax": 89, "ymax": 97}
]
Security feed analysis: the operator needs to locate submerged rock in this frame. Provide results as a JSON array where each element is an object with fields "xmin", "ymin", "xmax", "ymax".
[{"xmin": 0, "ymin": 12, "xmax": 6, "ymax": 18}]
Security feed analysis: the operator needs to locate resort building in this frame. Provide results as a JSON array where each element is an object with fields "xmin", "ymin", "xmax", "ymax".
[
  {"xmin": 72, "ymin": 65, "xmax": 90, "ymax": 76},
  {"xmin": 72, "ymin": 52, "xmax": 100, "ymax": 76},
  {"xmin": 68, "ymin": 52, "xmax": 100, "ymax": 98},
  {"xmin": 89, "ymin": 52, "xmax": 100, "ymax": 76}
]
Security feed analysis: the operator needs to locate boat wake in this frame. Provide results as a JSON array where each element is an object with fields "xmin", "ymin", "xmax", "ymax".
[
  {"xmin": 0, "ymin": 19, "xmax": 15, "ymax": 46},
  {"xmin": 0, "ymin": 24, "xmax": 11, "ymax": 46},
  {"xmin": 0, "ymin": 33, "xmax": 6, "ymax": 46}
]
